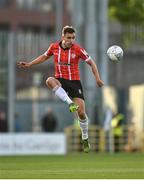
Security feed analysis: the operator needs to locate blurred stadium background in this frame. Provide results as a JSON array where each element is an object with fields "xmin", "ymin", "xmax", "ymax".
[{"xmin": 0, "ymin": 0, "xmax": 144, "ymax": 156}]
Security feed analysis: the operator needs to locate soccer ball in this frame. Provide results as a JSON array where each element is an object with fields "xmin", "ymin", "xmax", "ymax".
[{"xmin": 107, "ymin": 45, "xmax": 123, "ymax": 62}]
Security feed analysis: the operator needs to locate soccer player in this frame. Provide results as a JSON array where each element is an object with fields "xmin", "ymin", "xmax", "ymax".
[{"xmin": 17, "ymin": 25, "xmax": 104, "ymax": 153}]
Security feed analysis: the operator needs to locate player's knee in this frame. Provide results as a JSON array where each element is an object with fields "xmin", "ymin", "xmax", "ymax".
[
  {"xmin": 46, "ymin": 77, "xmax": 54, "ymax": 87},
  {"xmin": 46, "ymin": 77, "xmax": 61, "ymax": 89}
]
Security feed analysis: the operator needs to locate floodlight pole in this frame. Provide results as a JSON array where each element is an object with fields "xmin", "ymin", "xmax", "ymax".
[
  {"xmin": 84, "ymin": 0, "xmax": 97, "ymax": 122},
  {"xmin": 55, "ymin": 0, "xmax": 64, "ymax": 40},
  {"xmin": 84, "ymin": 0, "xmax": 108, "ymax": 123},
  {"xmin": 8, "ymin": 32, "xmax": 16, "ymax": 132},
  {"xmin": 96, "ymin": 0, "xmax": 109, "ymax": 85}
]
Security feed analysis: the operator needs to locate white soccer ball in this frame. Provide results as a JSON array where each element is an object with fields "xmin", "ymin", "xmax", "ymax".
[{"xmin": 107, "ymin": 45, "xmax": 123, "ymax": 62}]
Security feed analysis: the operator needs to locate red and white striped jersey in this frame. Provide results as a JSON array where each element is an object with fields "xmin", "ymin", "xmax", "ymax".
[{"xmin": 44, "ymin": 41, "xmax": 91, "ymax": 80}]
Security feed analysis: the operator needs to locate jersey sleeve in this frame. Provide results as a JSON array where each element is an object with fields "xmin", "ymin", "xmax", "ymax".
[
  {"xmin": 79, "ymin": 47, "xmax": 91, "ymax": 62},
  {"xmin": 44, "ymin": 43, "xmax": 54, "ymax": 57}
]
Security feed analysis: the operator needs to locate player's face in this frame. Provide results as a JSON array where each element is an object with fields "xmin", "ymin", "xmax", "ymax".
[{"xmin": 62, "ymin": 33, "xmax": 75, "ymax": 48}]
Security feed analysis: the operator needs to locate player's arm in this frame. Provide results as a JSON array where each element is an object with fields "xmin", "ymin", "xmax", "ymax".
[
  {"xmin": 79, "ymin": 47, "xmax": 104, "ymax": 87},
  {"xmin": 87, "ymin": 59, "xmax": 104, "ymax": 87},
  {"xmin": 17, "ymin": 54, "xmax": 50, "ymax": 68},
  {"xmin": 17, "ymin": 43, "xmax": 54, "ymax": 68}
]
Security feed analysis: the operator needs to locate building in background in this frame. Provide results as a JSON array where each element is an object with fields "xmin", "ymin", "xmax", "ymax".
[
  {"xmin": 0, "ymin": 0, "xmax": 73, "ymax": 132},
  {"xmin": 0, "ymin": 0, "xmax": 71, "ymax": 100}
]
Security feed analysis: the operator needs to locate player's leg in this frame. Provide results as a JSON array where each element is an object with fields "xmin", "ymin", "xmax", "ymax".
[
  {"xmin": 73, "ymin": 97, "xmax": 90, "ymax": 153},
  {"xmin": 46, "ymin": 77, "xmax": 79, "ymax": 112}
]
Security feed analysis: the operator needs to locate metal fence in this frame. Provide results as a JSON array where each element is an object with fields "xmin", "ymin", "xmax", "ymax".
[{"xmin": 65, "ymin": 125, "xmax": 144, "ymax": 153}]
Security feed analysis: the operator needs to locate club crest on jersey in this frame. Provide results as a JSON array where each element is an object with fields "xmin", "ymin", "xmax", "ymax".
[{"xmin": 71, "ymin": 53, "xmax": 76, "ymax": 59}]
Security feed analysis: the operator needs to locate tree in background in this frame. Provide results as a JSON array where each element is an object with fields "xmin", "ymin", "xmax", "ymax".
[
  {"xmin": 109, "ymin": 0, "xmax": 144, "ymax": 48},
  {"xmin": 109, "ymin": 0, "xmax": 144, "ymax": 25}
]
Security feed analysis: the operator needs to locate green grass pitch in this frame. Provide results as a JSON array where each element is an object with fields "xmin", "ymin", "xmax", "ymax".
[{"xmin": 0, "ymin": 153, "xmax": 144, "ymax": 179}]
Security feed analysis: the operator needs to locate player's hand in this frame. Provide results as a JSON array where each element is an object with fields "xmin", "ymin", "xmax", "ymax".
[
  {"xmin": 96, "ymin": 79, "xmax": 104, "ymax": 87},
  {"xmin": 17, "ymin": 61, "xmax": 32, "ymax": 68}
]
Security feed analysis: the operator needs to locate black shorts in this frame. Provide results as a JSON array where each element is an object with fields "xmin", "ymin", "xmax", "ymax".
[{"xmin": 57, "ymin": 78, "xmax": 84, "ymax": 100}]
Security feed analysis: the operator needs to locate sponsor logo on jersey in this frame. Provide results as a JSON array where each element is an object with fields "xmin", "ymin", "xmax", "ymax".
[{"xmin": 58, "ymin": 62, "xmax": 74, "ymax": 66}]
